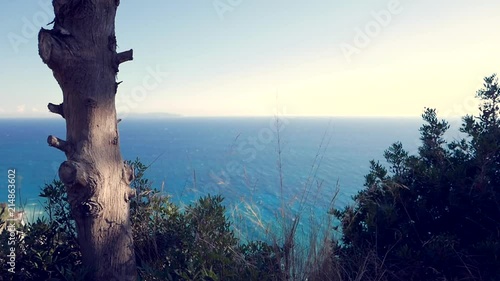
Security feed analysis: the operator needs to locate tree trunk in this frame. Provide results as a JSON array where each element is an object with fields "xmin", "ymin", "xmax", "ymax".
[{"xmin": 38, "ymin": 1, "xmax": 136, "ymax": 280}]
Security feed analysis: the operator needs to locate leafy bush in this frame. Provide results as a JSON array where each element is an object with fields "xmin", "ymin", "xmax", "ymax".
[
  {"xmin": 0, "ymin": 180, "xmax": 85, "ymax": 280},
  {"xmin": 0, "ymin": 159, "xmax": 281, "ymax": 281},
  {"xmin": 332, "ymin": 75, "xmax": 500, "ymax": 281},
  {"xmin": 129, "ymin": 158, "xmax": 281, "ymax": 280}
]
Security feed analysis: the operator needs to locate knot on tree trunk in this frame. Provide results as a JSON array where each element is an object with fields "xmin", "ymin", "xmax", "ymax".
[
  {"xmin": 38, "ymin": 28, "xmax": 73, "ymax": 70},
  {"xmin": 79, "ymin": 200, "xmax": 103, "ymax": 218},
  {"xmin": 38, "ymin": 29, "xmax": 53, "ymax": 65},
  {"xmin": 59, "ymin": 160, "xmax": 88, "ymax": 187}
]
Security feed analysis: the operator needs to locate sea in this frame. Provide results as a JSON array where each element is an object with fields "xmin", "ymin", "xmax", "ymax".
[{"xmin": 0, "ymin": 117, "xmax": 462, "ymax": 242}]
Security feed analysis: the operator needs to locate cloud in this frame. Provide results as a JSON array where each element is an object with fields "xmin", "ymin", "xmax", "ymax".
[
  {"xmin": 17, "ymin": 104, "xmax": 26, "ymax": 113},
  {"xmin": 31, "ymin": 107, "xmax": 39, "ymax": 112}
]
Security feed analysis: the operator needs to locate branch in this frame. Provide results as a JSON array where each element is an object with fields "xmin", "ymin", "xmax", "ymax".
[
  {"xmin": 47, "ymin": 102, "xmax": 65, "ymax": 118},
  {"xmin": 38, "ymin": 28, "xmax": 72, "ymax": 70},
  {"xmin": 114, "ymin": 81, "xmax": 122, "ymax": 94},
  {"xmin": 38, "ymin": 29, "xmax": 54, "ymax": 65},
  {"xmin": 117, "ymin": 49, "xmax": 133, "ymax": 65},
  {"xmin": 124, "ymin": 188, "xmax": 136, "ymax": 202},
  {"xmin": 122, "ymin": 163, "xmax": 135, "ymax": 185},
  {"xmin": 47, "ymin": 135, "xmax": 70, "ymax": 153}
]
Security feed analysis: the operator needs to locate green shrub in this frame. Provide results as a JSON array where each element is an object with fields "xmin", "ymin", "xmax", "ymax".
[
  {"xmin": 0, "ymin": 159, "xmax": 281, "ymax": 280},
  {"xmin": 0, "ymin": 180, "xmax": 86, "ymax": 280},
  {"xmin": 332, "ymin": 75, "xmax": 500, "ymax": 281},
  {"xmin": 128, "ymin": 157, "xmax": 280, "ymax": 280}
]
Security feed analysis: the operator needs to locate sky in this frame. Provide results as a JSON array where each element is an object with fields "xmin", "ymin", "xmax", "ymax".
[{"xmin": 1, "ymin": 0, "xmax": 500, "ymax": 118}]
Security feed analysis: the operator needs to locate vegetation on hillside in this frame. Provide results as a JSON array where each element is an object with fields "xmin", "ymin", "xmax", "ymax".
[
  {"xmin": 0, "ymin": 74, "xmax": 498, "ymax": 280},
  {"xmin": 0, "ymin": 161, "xmax": 281, "ymax": 281},
  {"xmin": 331, "ymin": 74, "xmax": 500, "ymax": 281}
]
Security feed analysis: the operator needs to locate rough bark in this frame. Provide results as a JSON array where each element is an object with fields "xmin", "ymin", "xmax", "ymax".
[{"xmin": 38, "ymin": 1, "xmax": 136, "ymax": 280}]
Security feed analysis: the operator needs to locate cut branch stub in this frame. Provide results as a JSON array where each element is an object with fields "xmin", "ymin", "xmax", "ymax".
[
  {"xmin": 59, "ymin": 161, "xmax": 88, "ymax": 187},
  {"xmin": 117, "ymin": 49, "xmax": 133, "ymax": 65},
  {"xmin": 115, "ymin": 81, "xmax": 122, "ymax": 94},
  {"xmin": 38, "ymin": 28, "xmax": 69, "ymax": 70},
  {"xmin": 122, "ymin": 163, "xmax": 135, "ymax": 185},
  {"xmin": 48, "ymin": 102, "xmax": 65, "ymax": 118},
  {"xmin": 47, "ymin": 135, "xmax": 70, "ymax": 154},
  {"xmin": 38, "ymin": 29, "xmax": 53, "ymax": 65},
  {"xmin": 124, "ymin": 188, "xmax": 136, "ymax": 202}
]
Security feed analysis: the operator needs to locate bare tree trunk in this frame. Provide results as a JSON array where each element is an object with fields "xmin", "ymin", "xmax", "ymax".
[{"xmin": 38, "ymin": 1, "xmax": 136, "ymax": 280}]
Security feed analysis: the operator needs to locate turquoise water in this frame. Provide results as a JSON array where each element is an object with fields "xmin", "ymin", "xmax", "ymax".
[{"xmin": 1, "ymin": 117, "xmax": 432, "ymax": 240}]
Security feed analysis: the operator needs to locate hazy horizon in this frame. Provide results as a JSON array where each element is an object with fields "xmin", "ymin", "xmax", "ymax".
[{"xmin": 0, "ymin": 113, "xmax": 464, "ymax": 121}]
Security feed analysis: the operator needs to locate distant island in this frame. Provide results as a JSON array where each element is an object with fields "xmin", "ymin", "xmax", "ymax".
[{"xmin": 119, "ymin": 112, "xmax": 182, "ymax": 119}]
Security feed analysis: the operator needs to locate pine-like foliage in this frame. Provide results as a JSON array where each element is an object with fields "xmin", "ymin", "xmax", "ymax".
[{"xmin": 333, "ymin": 75, "xmax": 500, "ymax": 281}]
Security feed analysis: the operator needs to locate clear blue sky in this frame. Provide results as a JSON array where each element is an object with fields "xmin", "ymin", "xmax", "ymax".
[{"xmin": 1, "ymin": 0, "xmax": 500, "ymax": 117}]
